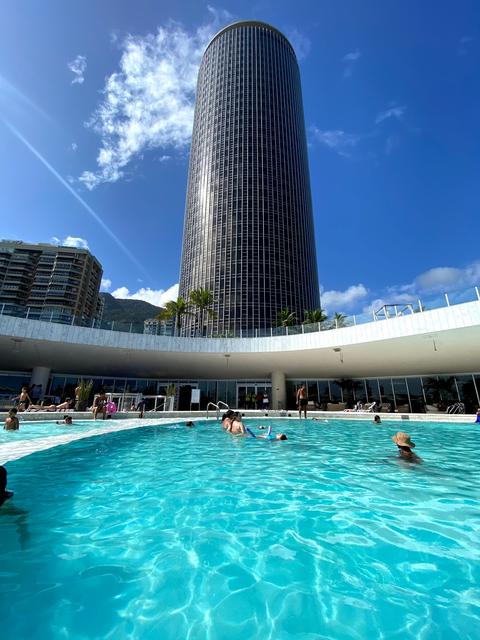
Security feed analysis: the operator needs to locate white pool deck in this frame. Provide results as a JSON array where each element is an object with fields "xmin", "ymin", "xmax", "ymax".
[{"xmin": 0, "ymin": 411, "xmax": 475, "ymax": 465}]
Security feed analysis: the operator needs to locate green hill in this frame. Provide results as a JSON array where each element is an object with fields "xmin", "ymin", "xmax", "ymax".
[{"xmin": 100, "ymin": 293, "xmax": 163, "ymax": 324}]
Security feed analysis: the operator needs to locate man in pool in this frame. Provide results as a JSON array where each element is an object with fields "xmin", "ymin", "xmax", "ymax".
[
  {"xmin": 0, "ymin": 466, "xmax": 14, "ymax": 506},
  {"xmin": 221, "ymin": 410, "xmax": 235, "ymax": 430},
  {"xmin": 373, "ymin": 415, "xmax": 382, "ymax": 424},
  {"xmin": 56, "ymin": 416, "xmax": 73, "ymax": 425},
  {"xmin": 4, "ymin": 408, "xmax": 19, "ymax": 430},
  {"xmin": 228, "ymin": 412, "xmax": 246, "ymax": 435},
  {"xmin": 392, "ymin": 431, "xmax": 421, "ymax": 462}
]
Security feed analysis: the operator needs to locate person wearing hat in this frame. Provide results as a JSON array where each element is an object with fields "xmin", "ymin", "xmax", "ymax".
[{"xmin": 392, "ymin": 432, "xmax": 421, "ymax": 462}]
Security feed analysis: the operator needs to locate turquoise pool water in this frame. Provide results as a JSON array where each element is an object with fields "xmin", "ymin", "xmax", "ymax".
[
  {"xmin": 1, "ymin": 418, "xmax": 479, "ymax": 639},
  {"xmin": 0, "ymin": 419, "xmax": 106, "ymax": 443}
]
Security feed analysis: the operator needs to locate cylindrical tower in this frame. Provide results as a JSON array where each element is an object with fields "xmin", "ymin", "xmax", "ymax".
[{"xmin": 179, "ymin": 21, "xmax": 320, "ymax": 336}]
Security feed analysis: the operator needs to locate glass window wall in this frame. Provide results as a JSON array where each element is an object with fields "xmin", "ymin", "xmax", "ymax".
[
  {"xmin": 378, "ymin": 379, "xmax": 394, "ymax": 412},
  {"xmin": 405, "ymin": 377, "xmax": 425, "ymax": 413}
]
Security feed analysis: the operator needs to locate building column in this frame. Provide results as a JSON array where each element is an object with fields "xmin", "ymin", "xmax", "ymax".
[
  {"xmin": 271, "ymin": 371, "xmax": 286, "ymax": 411},
  {"xmin": 30, "ymin": 366, "xmax": 51, "ymax": 398}
]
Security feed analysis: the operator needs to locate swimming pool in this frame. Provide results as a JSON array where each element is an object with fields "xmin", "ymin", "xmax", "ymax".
[
  {"xmin": 0, "ymin": 419, "xmax": 102, "ymax": 443},
  {"xmin": 1, "ymin": 418, "xmax": 478, "ymax": 639}
]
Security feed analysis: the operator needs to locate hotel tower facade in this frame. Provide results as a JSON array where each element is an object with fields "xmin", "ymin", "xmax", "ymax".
[{"xmin": 179, "ymin": 21, "xmax": 320, "ymax": 335}]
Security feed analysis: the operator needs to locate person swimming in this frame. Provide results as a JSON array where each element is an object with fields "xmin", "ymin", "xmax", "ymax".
[
  {"xmin": 392, "ymin": 432, "xmax": 421, "ymax": 462},
  {"xmin": 246, "ymin": 425, "xmax": 287, "ymax": 441},
  {"xmin": 373, "ymin": 415, "xmax": 381, "ymax": 424}
]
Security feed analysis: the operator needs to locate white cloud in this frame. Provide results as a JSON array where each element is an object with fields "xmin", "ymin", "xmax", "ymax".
[
  {"xmin": 100, "ymin": 278, "xmax": 112, "ymax": 291},
  {"xmin": 79, "ymin": 8, "xmax": 233, "ymax": 189},
  {"xmin": 375, "ymin": 105, "xmax": 406, "ymax": 124},
  {"xmin": 343, "ymin": 50, "xmax": 361, "ymax": 62},
  {"xmin": 286, "ymin": 29, "xmax": 311, "ymax": 60},
  {"xmin": 458, "ymin": 35, "xmax": 473, "ymax": 56},
  {"xmin": 71, "ymin": 142, "xmax": 78, "ymax": 151},
  {"xmin": 414, "ymin": 265, "xmax": 480, "ymax": 292},
  {"xmin": 360, "ymin": 260, "xmax": 480, "ymax": 313},
  {"xmin": 112, "ymin": 283, "xmax": 179, "ymax": 307},
  {"xmin": 49, "ymin": 235, "xmax": 89, "ymax": 249},
  {"xmin": 68, "ymin": 55, "xmax": 87, "ymax": 85},
  {"xmin": 310, "ymin": 126, "xmax": 362, "ymax": 157},
  {"xmin": 62, "ymin": 236, "xmax": 89, "ymax": 249},
  {"xmin": 342, "ymin": 49, "xmax": 361, "ymax": 78},
  {"xmin": 321, "ymin": 284, "xmax": 368, "ymax": 311}
]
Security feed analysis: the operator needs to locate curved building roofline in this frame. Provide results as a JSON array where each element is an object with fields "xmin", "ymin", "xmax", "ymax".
[{"xmin": 205, "ymin": 20, "xmax": 296, "ymax": 58}]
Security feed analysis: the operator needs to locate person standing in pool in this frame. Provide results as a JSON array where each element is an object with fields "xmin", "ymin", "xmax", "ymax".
[
  {"xmin": 4, "ymin": 408, "xmax": 19, "ymax": 430},
  {"xmin": 392, "ymin": 432, "xmax": 421, "ymax": 462},
  {"xmin": 229, "ymin": 412, "xmax": 246, "ymax": 435},
  {"xmin": 296, "ymin": 385, "xmax": 308, "ymax": 419},
  {"xmin": 0, "ymin": 466, "xmax": 14, "ymax": 506},
  {"xmin": 221, "ymin": 410, "xmax": 235, "ymax": 430}
]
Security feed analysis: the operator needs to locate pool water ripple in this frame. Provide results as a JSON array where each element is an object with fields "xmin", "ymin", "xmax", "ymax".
[{"xmin": 0, "ymin": 418, "xmax": 479, "ymax": 639}]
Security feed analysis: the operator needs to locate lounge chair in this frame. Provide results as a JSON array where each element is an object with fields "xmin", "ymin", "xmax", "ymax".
[
  {"xmin": 379, "ymin": 403, "xmax": 391, "ymax": 413},
  {"xmin": 395, "ymin": 404, "xmax": 410, "ymax": 413},
  {"xmin": 425, "ymin": 404, "xmax": 441, "ymax": 413},
  {"xmin": 327, "ymin": 402, "xmax": 347, "ymax": 412}
]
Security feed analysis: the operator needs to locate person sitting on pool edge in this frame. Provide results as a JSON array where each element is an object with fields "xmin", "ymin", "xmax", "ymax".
[
  {"xmin": 93, "ymin": 392, "xmax": 107, "ymax": 420},
  {"xmin": 475, "ymin": 408, "xmax": 480, "ymax": 423},
  {"xmin": 4, "ymin": 408, "xmax": 19, "ymax": 430},
  {"xmin": 373, "ymin": 415, "xmax": 381, "ymax": 424},
  {"xmin": 392, "ymin": 432, "xmax": 421, "ymax": 462}
]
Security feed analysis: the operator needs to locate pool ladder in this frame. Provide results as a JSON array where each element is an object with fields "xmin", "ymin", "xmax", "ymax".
[{"xmin": 206, "ymin": 401, "xmax": 229, "ymax": 420}]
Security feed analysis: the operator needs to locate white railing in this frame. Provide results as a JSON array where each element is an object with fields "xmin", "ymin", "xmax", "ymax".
[
  {"xmin": 206, "ymin": 401, "xmax": 230, "ymax": 420},
  {"xmin": 1, "ymin": 285, "xmax": 479, "ymax": 339}
]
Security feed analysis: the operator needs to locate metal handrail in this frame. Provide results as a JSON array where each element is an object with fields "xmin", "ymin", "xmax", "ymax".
[
  {"xmin": 206, "ymin": 402, "xmax": 220, "ymax": 420},
  {"xmin": 206, "ymin": 400, "xmax": 229, "ymax": 420}
]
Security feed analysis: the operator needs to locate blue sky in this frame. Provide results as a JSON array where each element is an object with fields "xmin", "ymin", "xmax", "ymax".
[{"xmin": 1, "ymin": 1, "xmax": 479, "ymax": 314}]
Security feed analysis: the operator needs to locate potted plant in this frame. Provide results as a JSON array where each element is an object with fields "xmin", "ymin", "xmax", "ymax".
[{"xmin": 75, "ymin": 379, "xmax": 93, "ymax": 411}]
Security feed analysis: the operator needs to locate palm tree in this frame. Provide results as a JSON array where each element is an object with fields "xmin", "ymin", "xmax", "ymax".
[
  {"xmin": 303, "ymin": 308, "xmax": 328, "ymax": 325},
  {"xmin": 157, "ymin": 298, "xmax": 192, "ymax": 336},
  {"xmin": 332, "ymin": 312, "xmax": 348, "ymax": 328},
  {"xmin": 276, "ymin": 308, "xmax": 297, "ymax": 327},
  {"xmin": 423, "ymin": 376, "xmax": 455, "ymax": 404},
  {"xmin": 189, "ymin": 288, "xmax": 216, "ymax": 336}
]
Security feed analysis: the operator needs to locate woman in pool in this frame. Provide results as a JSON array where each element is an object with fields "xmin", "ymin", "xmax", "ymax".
[
  {"xmin": 392, "ymin": 432, "xmax": 421, "ymax": 462},
  {"xmin": 221, "ymin": 410, "xmax": 235, "ymax": 430}
]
